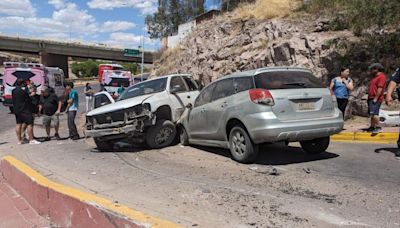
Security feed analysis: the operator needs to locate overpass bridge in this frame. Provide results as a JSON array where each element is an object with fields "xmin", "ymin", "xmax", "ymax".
[{"xmin": 0, "ymin": 35, "xmax": 154, "ymax": 77}]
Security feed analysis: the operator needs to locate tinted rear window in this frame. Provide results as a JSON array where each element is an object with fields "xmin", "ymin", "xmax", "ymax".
[
  {"xmin": 12, "ymin": 71, "xmax": 36, "ymax": 80},
  {"xmin": 255, "ymin": 71, "xmax": 324, "ymax": 90}
]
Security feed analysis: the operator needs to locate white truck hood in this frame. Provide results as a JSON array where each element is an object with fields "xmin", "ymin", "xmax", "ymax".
[{"xmin": 87, "ymin": 94, "xmax": 154, "ymax": 116}]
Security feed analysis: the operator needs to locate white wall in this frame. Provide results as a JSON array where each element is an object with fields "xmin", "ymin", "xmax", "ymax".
[{"xmin": 166, "ymin": 20, "xmax": 197, "ymax": 48}]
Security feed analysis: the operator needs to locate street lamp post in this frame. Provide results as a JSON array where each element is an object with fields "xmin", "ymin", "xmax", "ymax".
[{"xmin": 138, "ymin": 35, "xmax": 144, "ymax": 82}]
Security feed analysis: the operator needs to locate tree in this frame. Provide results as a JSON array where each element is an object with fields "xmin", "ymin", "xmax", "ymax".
[
  {"xmin": 121, "ymin": 63, "xmax": 138, "ymax": 74},
  {"xmin": 169, "ymin": 0, "xmax": 183, "ymax": 33},
  {"xmin": 146, "ymin": 0, "xmax": 169, "ymax": 39},
  {"xmin": 145, "ymin": 0, "xmax": 207, "ymax": 39},
  {"xmin": 71, "ymin": 60, "xmax": 98, "ymax": 78}
]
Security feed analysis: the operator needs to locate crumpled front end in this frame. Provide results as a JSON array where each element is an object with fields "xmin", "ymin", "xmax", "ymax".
[{"xmin": 85, "ymin": 104, "xmax": 152, "ymax": 138}]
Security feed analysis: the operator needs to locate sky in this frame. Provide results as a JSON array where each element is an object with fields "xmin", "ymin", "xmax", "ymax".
[{"xmin": 0, "ymin": 0, "xmax": 219, "ymax": 52}]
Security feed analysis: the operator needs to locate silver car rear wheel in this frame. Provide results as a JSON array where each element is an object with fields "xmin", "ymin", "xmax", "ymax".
[{"xmin": 229, "ymin": 126, "xmax": 258, "ymax": 163}]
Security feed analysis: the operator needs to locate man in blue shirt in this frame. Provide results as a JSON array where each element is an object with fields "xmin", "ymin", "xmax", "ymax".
[{"xmin": 65, "ymin": 82, "xmax": 80, "ymax": 140}]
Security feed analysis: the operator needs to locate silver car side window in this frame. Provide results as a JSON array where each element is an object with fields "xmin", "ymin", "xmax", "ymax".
[
  {"xmin": 211, "ymin": 79, "xmax": 234, "ymax": 102},
  {"xmin": 194, "ymin": 83, "xmax": 216, "ymax": 107},
  {"xmin": 234, "ymin": 77, "xmax": 254, "ymax": 93}
]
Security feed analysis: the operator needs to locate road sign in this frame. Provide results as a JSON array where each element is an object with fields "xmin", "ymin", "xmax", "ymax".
[{"xmin": 124, "ymin": 49, "xmax": 140, "ymax": 57}]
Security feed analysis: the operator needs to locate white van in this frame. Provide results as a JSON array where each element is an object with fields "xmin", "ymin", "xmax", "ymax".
[{"xmin": 45, "ymin": 67, "xmax": 65, "ymax": 97}]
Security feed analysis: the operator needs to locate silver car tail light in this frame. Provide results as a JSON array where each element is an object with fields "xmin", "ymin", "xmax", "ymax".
[{"xmin": 249, "ymin": 89, "xmax": 275, "ymax": 106}]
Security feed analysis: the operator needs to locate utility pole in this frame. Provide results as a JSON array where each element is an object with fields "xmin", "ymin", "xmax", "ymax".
[
  {"xmin": 139, "ymin": 35, "xmax": 144, "ymax": 82},
  {"xmin": 140, "ymin": 35, "xmax": 144, "ymax": 82}
]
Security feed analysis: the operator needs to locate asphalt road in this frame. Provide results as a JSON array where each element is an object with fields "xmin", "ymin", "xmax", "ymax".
[{"xmin": 0, "ymin": 86, "xmax": 399, "ymax": 227}]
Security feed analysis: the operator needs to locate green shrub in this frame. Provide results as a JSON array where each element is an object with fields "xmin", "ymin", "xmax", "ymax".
[{"xmin": 303, "ymin": 0, "xmax": 400, "ymax": 33}]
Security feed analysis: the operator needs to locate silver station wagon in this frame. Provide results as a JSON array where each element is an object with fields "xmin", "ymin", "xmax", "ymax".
[{"xmin": 178, "ymin": 67, "xmax": 344, "ymax": 163}]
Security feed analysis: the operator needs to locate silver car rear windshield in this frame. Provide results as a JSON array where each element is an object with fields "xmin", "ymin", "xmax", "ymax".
[
  {"xmin": 118, "ymin": 77, "xmax": 167, "ymax": 101},
  {"xmin": 255, "ymin": 71, "xmax": 324, "ymax": 90}
]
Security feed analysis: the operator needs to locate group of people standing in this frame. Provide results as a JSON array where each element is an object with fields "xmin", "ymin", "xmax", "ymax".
[
  {"xmin": 330, "ymin": 63, "xmax": 400, "ymax": 157},
  {"xmin": 12, "ymin": 79, "xmax": 81, "ymax": 144}
]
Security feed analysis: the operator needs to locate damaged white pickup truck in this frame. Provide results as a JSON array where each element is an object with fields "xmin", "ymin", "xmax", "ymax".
[{"xmin": 85, "ymin": 74, "xmax": 200, "ymax": 151}]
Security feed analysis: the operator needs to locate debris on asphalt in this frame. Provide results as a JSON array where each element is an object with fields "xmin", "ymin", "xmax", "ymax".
[
  {"xmin": 249, "ymin": 166, "xmax": 258, "ymax": 171},
  {"xmin": 249, "ymin": 166, "xmax": 281, "ymax": 175},
  {"xmin": 90, "ymin": 172, "xmax": 97, "ymax": 175},
  {"xmin": 201, "ymin": 187, "xmax": 211, "ymax": 194},
  {"xmin": 269, "ymin": 168, "xmax": 279, "ymax": 176},
  {"xmin": 303, "ymin": 168, "xmax": 311, "ymax": 174}
]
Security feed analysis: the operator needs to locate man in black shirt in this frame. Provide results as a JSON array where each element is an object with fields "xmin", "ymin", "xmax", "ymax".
[
  {"xmin": 385, "ymin": 67, "xmax": 400, "ymax": 158},
  {"xmin": 39, "ymin": 87, "xmax": 62, "ymax": 141},
  {"xmin": 12, "ymin": 79, "xmax": 41, "ymax": 145}
]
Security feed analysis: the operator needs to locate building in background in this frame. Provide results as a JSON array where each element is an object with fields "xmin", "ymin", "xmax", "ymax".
[{"xmin": 162, "ymin": 10, "xmax": 221, "ymax": 50}]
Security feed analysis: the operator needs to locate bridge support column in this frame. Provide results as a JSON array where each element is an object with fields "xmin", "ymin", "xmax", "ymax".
[{"xmin": 39, "ymin": 52, "xmax": 69, "ymax": 78}]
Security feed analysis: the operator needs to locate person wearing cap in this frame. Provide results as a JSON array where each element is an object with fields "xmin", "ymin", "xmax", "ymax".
[
  {"xmin": 39, "ymin": 87, "xmax": 62, "ymax": 141},
  {"xmin": 385, "ymin": 67, "xmax": 400, "ymax": 158},
  {"xmin": 367, "ymin": 63, "xmax": 387, "ymax": 133}
]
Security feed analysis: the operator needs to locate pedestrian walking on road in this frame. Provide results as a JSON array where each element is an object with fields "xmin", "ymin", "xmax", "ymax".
[
  {"xmin": 330, "ymin": 67, "xmax": 354, "ymax": 119},
  {"xmin": 385, "ymin": 67, "xmax": 400, "ymax": 158},
  {"xmin": 367, "ymin": 63, "xmax": 387, "ymax": 134},
  {"xmin": 12, "ymin": 79, "xmax": 41, "ymax": 145},
  {"xmin": 39, "ymin": 87, "xmax": 62, "ymax": 141},
  {"xmin": 65, "ymin": 82, "xmax": 80, "ymax": 140},
  {"xmin": 84, "ymin": 82, "xmax": 94, "ymax": 112}
]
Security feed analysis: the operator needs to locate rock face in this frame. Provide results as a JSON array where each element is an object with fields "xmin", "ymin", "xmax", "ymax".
[
  {"xmin": 152, "ymin": 14, "xmax": 399, "ymax": 118},
  {"xmin": 153, "ymin": 15, "xmax": 353, "ymax": 83}
]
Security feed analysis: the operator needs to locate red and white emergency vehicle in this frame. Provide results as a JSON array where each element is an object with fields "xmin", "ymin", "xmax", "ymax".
[
  {"xmin": 101, "ymin": 69, "xmax": 133, "ymax": 98},
  {"xmin": 2, "ymin": 62, "xmax": 65, "ymax": 112}
]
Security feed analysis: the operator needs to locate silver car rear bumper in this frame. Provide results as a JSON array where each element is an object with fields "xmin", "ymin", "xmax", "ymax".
[{"xmin": 245, "ymin": 111, "xmax": 344, "ymax": 144}]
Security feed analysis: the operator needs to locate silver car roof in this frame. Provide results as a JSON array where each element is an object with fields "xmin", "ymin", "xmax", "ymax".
[{"xmin": 221, "ymin": 67, "xmax": 313, "ymax": 79}]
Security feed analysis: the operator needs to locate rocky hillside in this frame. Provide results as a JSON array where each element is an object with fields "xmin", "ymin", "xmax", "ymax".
[{"xmin": 152, "ymin": 12, "xmax": 400, "ymax": 118}]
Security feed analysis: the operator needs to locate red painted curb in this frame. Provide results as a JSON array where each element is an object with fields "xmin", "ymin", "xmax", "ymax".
[{"xmin": 0, "ymin": 158, "xmax": 145, "ymax": 228}]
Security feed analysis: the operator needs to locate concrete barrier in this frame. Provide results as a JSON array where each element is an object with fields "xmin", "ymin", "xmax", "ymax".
[
  {"xmin": 331, "ymin": 132, "xmax": 398, "ymax": 144},
  {"xmin": 0, "ymin": 156, "xmax": 181, "ymax": 228}
]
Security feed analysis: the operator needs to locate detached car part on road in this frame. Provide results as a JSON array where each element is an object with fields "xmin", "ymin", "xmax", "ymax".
[
  {"xmin": 178, "ymin": 67, "xmax": 344, "ymax": 163},
  {"xmin": 85, "ymin": 74, "xmax": 200, "ymax": 151}
]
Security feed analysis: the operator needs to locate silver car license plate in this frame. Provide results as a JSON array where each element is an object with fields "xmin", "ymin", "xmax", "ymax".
[{"xmin": 298, "ymin": 102, "xmax": 315, "ymax": 111}]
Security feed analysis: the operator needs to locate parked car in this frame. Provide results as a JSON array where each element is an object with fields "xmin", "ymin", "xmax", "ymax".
[
  {"xmin": 85, "ymin": 74, "xmax": 200, "ymax": 151},
  {"xmin": 178, "ymin": 67, "xmax": 344, "ymax": 163},
  {"xmin": 379, "ymin": 109, "xmax": 400, "ymax": 126}
]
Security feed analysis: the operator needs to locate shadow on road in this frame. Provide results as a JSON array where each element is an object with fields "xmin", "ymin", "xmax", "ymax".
[
  {"xmin": 193, "ymin": 143, "xmax": 339, "ymax": 165},
  {"xmin": 375, "ymin": 147, "xmax": 399, "ymax": 156}
]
